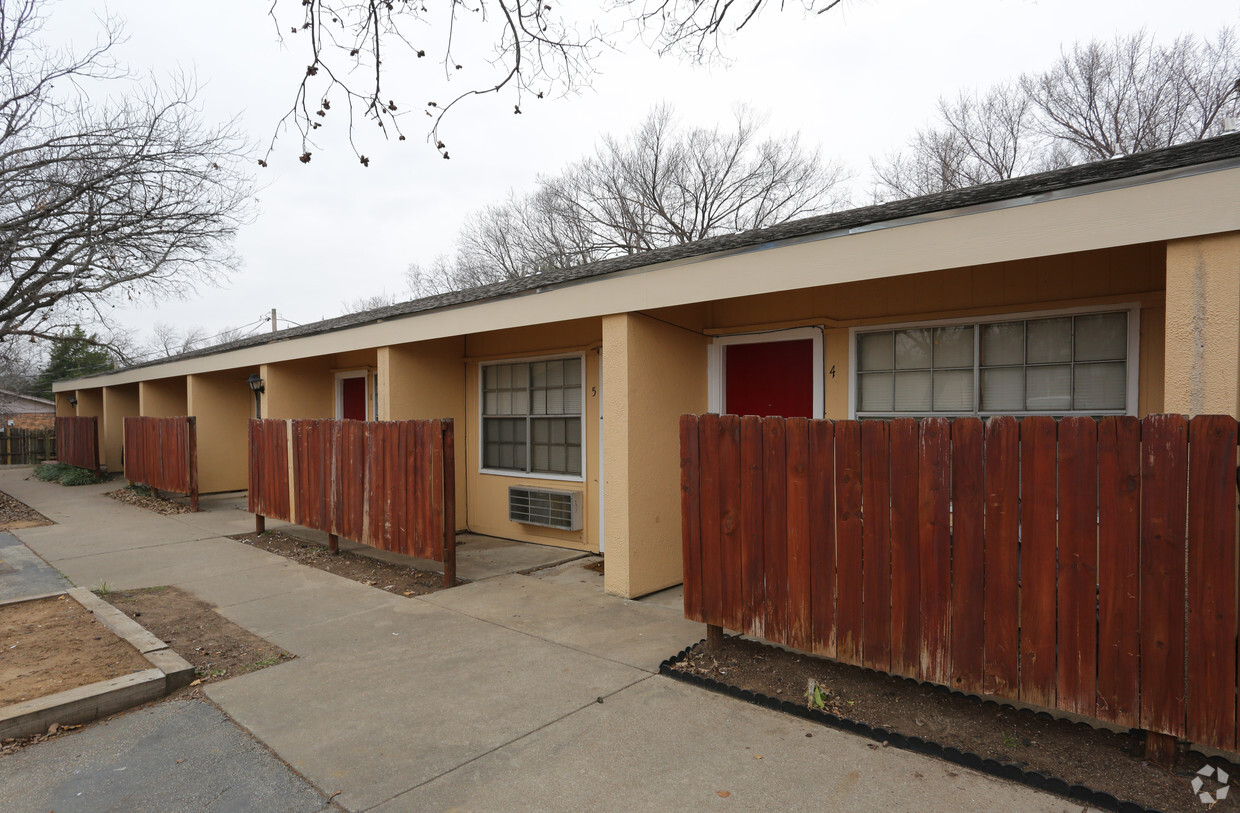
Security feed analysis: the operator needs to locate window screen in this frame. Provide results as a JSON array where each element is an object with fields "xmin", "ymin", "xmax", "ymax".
[
  {"xmin": 482, "ymin": 357, "xmax": 583, "ymax": 476},
  {"xmin": 856, "ymin": 311, "xmax": 1129, "ymax": 416}
]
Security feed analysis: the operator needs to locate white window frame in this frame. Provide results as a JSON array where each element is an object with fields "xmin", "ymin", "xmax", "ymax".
[
  {"xmin": 707, "ymin": 327, "xmax": 825, "ymax": 418},
  {"xmin": 848, "ymin": 303, "xmax": 1141, "ymax": 419},
  {"xmin": 478, "ymin": 352, "xmax": 587, "ymax": 483},
  {"xmin": 334, "ymin": 370, "xmax": 371, "ymax": 420}
]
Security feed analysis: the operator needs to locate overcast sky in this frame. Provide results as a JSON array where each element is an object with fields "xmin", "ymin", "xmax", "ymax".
[{"xmin": 50, "ymin": 0, "xmax": 1240, "ymax": 350}]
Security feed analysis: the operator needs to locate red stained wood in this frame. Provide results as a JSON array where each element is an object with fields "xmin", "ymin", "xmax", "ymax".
[
  {"xmin": 1096, "ymin": 416, "xmax": 1141, "ymax": 727},
  {"xmin": 680, "ymin": 415, "xmax": 704, "ymax": 623},
  {"xmin": 808, "ymin": 420, "xmax": 836, "ymax": 659},
  {"xmin": 1019, "ymin": 415, "xmax": 1057, "ymax": 708},
  {"xmin": 835, "ymin": 420, "xmax": 864, "ymax": 667},
  {"xmin": 982, "ymin": 416, "xmax": 1020, "ymax": 698},
  {"xmin": 762, "ymin": 416, "xmax": 789, "ymax": 644},
  {"xmin": 785, "ymin": 417, "xmax": 813, "ymax": 652},
  {"xmin": 697, "ymin": 414, "xmax": 724, "ymax": 627},
  {"xmin": 1056, "ymin": 417, "xmax": 1098, "ymax": 716},
  {"xmin": 888, "ymin": 418, "xmax": 920, "ymax": 680},
  {"xmin": 860, "ymin": 420, "xmax": 892, "ymax": 673},
  {"xmin": 950, "ymin": 418, "xmax": 984, "ymax": 695},
  {"xmin": 719, "ymin": 415, "xmax": 745, "ymax": 633},
  {"xmin": 124, "ymin": 417, "xmax": 195, "ymax": 498},
  {"xmin": 1140, "ymin": 414, "xmax": 1188, "ymax": 738},
  {"xmin": 739, "ymin": 416, "xmax": 766, "ymax": 637},
  {"xmin": 1186, "ymin": 415, "xmax": 1237, "ymax": 749},
  {"xmin": 56, "ymin": 416, "xmax": 101, "ymax": 472},
  {"xmin": 917, "ymin": 417, "xmax": 952, "ymax": 686},
  {"xmin": 441, "ymin": 419, "xmax": 457, "ymax": 587}
]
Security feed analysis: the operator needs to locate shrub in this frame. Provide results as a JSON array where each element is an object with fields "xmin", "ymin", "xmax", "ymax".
[
  {"xmin": 34, "ymin": 462, "xmax": 71, "ymax": 482},
  {"xmin": 34, "ymin": 461, "xmax": 104, "ymax": 486}
]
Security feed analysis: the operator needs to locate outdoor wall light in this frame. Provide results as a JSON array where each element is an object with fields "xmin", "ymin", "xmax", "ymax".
[
  {"xmin": 66, "ymin": 394, "xmax": 77, "ymax": 406},
  {"xmin": 246, "ymin": 374, "xmax": 265, "ymax": 394}
]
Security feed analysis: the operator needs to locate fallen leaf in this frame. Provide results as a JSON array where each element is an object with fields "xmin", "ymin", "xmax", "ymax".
[
  {"xmin": 176, "ymin": 758, "xmax": 186, "ymax": 764},
  {"xmin": 753, "ymin": 755, "xmax": 763, "ymax": 760},
  {"xmin": 189, "ymin": 679, "xmax": 202, "ymax": 687},
  {"xmin": 716, "ymin": 791, "xmax": 731, "ymax": 798}
]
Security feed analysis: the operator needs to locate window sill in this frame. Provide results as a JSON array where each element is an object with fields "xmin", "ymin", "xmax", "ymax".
[{"xmin": 478, "ymin": 468, "xmax": 586, "ymax": 484}]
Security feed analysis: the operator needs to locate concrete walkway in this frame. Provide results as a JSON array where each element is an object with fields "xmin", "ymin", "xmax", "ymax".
[{"xmin": 0, "ymin": 470, "xmax": 1085, "ymax": 812}]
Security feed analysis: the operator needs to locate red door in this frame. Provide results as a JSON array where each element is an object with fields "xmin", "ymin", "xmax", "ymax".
[
  {"xmin": 724, "ymin": 339, "xmax": 814, "ymax": 418},
  {"xmin": 340, "ymin": 376, "xmax": 367, "ymax": 421}
]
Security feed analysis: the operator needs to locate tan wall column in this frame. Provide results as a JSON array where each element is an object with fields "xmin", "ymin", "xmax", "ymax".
[
  {"xmin": 1165, "ymin": 232, "xmax": 1240, "ymax": 416},
  {"xmin": 378, "ymin": 339, "xmax": 467, "ymax": 529},
  {"xmin": 138, "ymin": 378, "xmax": 188, "ymax": 417},
  {"xmin": 102, "ymin": 385, "xmax": 139, "ymax": 474},
  {"xmin": 55, "ymin": 393, "xmax": 75, "ymax": 417},
  {"xmin": 260, "ymin": 358, "xmax": 333, "ymax": 419},
  {"xmin": 602, "ymin": 312, "xmax": 708, "ymax": 599},
  {"xmin": 72, "ymin": 389, "xmax": 105, "ymax": 467},
  {"xmin": 187, "ymin": 372, "xmax": 253, "ymax": 493}
]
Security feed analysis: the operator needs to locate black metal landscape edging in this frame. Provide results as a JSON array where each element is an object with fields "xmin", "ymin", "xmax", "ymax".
[{"xmin": 658, "ymin": 640, "xmax": 1165, "ymax": 813}]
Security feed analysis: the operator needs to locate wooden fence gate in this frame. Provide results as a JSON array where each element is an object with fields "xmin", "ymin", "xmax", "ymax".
[
  {"xmin": 54, "ymin": 416, "xmax": 98, "ymax": 471},
  {"xmin": 680, "ymin": 413, "xmax": 1240, "ymax": 759},
  {"xmin": 124, "ymin": 416, "xmax": 199, "ymax": 511},
  {"xmin": 248, "ymin": 418, "xmax": 457, "ymax": 587}
]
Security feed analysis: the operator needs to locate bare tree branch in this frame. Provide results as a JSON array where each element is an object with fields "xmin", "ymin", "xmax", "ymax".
[{"xmin": 0, "ymin": 1, "xmax": 254, "ymax": 346}]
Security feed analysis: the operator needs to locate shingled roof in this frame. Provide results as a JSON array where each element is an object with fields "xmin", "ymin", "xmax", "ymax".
[{"xmin": 81, "ymin": 131, "xmax": 1240, "ymax": 380}]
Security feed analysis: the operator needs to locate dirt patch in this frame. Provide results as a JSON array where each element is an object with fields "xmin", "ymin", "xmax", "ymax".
[
  {"xmin": 106, "ymin": 486, "xmax": 190, "ymax": 515},
  {"xmin": 0, "ymin": 490, "xmax": 51, "ymax": 531},
  {"xmin": 669, "ymin": 638, "xmax": 1226, "ymax": 813},
  {"xmin": 582, "ymin": 560, "xmax": 604, "ymax": 574},
  {"xmin": 229, "ymin": 530, "xmax": 451, "ymax": 597},
  {"xmin": 0, "ymin": 594, "xmax": 151, "ymax": 706},
  {"xmin": 102, "ymin": 586, "xmax": 293, "ymax": 685}
]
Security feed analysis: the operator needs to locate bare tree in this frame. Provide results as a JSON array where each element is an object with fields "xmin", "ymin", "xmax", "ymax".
[
  {"xmin": 141, "ymin": 323, "xmax": 210, "ymax": 359},
  {"xmin": 873, "ymin": 27, "xmax": 1240, "ymax": 201},
  {"xmin": 343, "ymin": 291, "xmax": 401, "ymax": 314},
  {"xmin": 1024, "ymin": 28, "xmax": 1240, "ymax": 160},
  {"xmin": 418, "ymin": 105, "xmax": 847, "ymax": 290},
  {"xmin": 266, "ymin": 0, "xmax": 849, "ymax": 162},
  {"xmin": 0, "ymin": 2, "xmax": 253, "ymax": 349}
]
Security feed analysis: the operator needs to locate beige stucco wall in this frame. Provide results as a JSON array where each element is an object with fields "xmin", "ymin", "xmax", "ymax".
[
  {"xmin": 55, "ymin": 393, "xmax": 74, "ymax": 417},
  {"xmin": 187, "ymin": 370, "xmax": 254, "ymax": 493},
  {"xmin": 379, "ymin": 337, "xmax": 467, "ymax": 529},
  {"xmin": 260, "ymin": 357, "xmax": 333, "ymax": 419},
  {"xmin": 602, "ymin": 312, "xmax": 708, "ymax": 598},
  {"xmin": 102, "ymin": 384, "xmax": 139, "ymax": 474},
  {"xmin": 648, "ymin": 241, "xmax": 1168, "ymax": 419},
  {"xmin": 1164, "ymin": 232, "xmax": 1240, "ymax": 417},
  {"xmin": 463, "ymin": 320, "xmax": 602, "ymax": 552},
  {"xmin": 71, "ymin": 389, "xmax": 105, "ymax": 466},
  {"xmin": 139, "ymin": 377, "xmax": 188, "ymax": 417}
]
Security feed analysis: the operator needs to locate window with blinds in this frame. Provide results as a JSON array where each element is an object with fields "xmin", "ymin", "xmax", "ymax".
[
  {"xmin": 482, "ymin": 356, "xmax": 584, "ymax": 476},
  {"xmin": 855, "ymin": 310, "xmax": 1131, "ymax": 417}
]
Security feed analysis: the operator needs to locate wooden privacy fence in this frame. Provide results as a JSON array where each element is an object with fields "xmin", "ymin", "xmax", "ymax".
[
  {"xmin": 248, "ymin": 418, "xmax": 457, "ymax": 587},
  {"xmin": 2, "ymin": 427, "xmax": 55, "ymax": 466},
  {"xmin": 680, "ymin": 413, "xmax": 1240, "ymax": 757},
  {"xmin": 54, "ymin": 416, "xmax": 98, "ymax": 472},
  {"xmin": 124, "ymin": 416, "xmax": 199, "ymax": 511}
]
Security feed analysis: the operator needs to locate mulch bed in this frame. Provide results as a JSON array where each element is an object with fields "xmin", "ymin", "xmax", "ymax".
[
  {"xmin": 665, "ymin": 637, "xmax": 1233, "ymax": 813},
  {"xmin": 0, "ymin": 490, "xmax": 51, "ymax": 531},
  {"xmin": 229, "ymin": 530, "xmax": 451, "ymax": 597},
  {"xmin": 106, "ymin": 487, "xmax": 191, "ymax": 515},
  {"xmin": 0, "ymin": 594, "xmax": 152, "ymax": 706}
]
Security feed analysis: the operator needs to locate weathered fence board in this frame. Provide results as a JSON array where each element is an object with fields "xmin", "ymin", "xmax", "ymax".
[
  {"xmin": 248, "ymin": 418, "xmax": 456, "ymax": 575},
  {"xmin": 54, "ymin": 417, "xmax": 97, "ymax": 471},
  {"xmin": 681, "ymin": 412, "xmax": 1240, "ymax": 755},
  {"xmin": 124, "ymin": 417, "xmax": 197, "ymax": 510}
]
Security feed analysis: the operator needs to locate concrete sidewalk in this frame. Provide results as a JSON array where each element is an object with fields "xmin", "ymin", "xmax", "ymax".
[{"xmin": 0, "ymin": 470, "xmax": 1085, "ymax": 812}]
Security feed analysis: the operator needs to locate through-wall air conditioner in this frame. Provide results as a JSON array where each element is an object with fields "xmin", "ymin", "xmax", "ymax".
[{"xmin": 509, "ymin": 486, "xmax": 582, "ymax": 531}]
